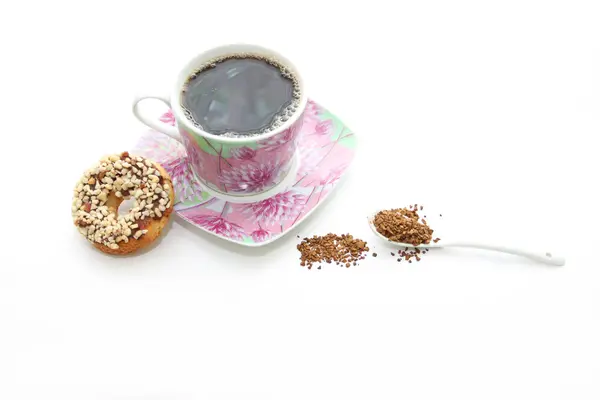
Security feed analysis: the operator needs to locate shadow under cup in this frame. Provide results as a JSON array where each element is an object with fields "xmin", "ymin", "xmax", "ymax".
[{"xmin": 171, "ymin": 44, "xmax": 308, "ymax": 197}]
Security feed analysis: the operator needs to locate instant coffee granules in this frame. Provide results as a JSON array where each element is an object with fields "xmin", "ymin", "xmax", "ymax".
[
  {"xmin": 296, "ymin": 205, "xmax": 441, "ymax": 268},
  {"xmin": 373, "ymin": 204, "xmax": 441, "ymax": 263},
  {"xmin": 297, "ymin": 233, "xmax": 369, "ymax": 269},
  {"xmin": 392, "ymin": 246, "xmax": 429, "ymax": 263},
  {"xmin": 373, "ymin": 205, "xmax": 435, "ymax": 246}
]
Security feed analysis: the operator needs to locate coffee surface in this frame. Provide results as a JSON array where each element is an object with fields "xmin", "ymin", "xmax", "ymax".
[{"xmin": 181, "ymin": 56, "xmax": 299, "ymax": 137}]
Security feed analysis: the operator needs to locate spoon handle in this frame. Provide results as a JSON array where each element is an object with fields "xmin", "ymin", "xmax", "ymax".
[{"xmin": 443, "ymin": 242, "xmax": 565, "ymax": 266}]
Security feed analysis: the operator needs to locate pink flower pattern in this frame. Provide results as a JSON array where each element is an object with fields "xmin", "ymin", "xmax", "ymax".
[
  {"xmin": 162, "ymin": 157, "xmax": 202, "ymax": 203},
  {"xmin": 251, "ymin": 228, "xmax": 272, "ymax": 243},
  {"xmin": 304, "ymin": 164, "xmax": 348, "ymax": 187},
  {"xmin": 180, "ymin": 131, "xmax": 206, "ymax": 178},
  {"xmin": 133, "ymin": 100, "xmax": 356, "ymax": 245},
  {"xmin": 134, "ymin": 131, "xmax": 186, "ymax": 163},
  {"xmin": 257, "ymin": 118, "xmax": 302, "ymax": 153},
  {"xmin": 188, "ymin": 214, "xmax": 245, "ymax": 240},
  {"xmin": 176, "ymin": 115, "xmax": 304, "ymax": 195},
  {"xmin": 159, "ymin": 110, "xmax": 176, "ymax": 126},
  {"xmin": 230, "ymin": 146, "xmax": 256, "ymax": 160},
  {"xmin": 319, "ymin": 165, "xmax": 346, "ymax": 186},
  {"xmin": 219, "ymin": 160, "xmax": 282, "ymax": 193},
  {"xmin": 306, "ymin": 99, "xmax": 323, "ymax": 118},
  {"xmin": 179, "ymin": 133, "xmax": 195, "ymax": 163},
  {"xmin": 240, "ymin": 191, "xmax": 306, "ymax": 226},
  {"xmin": 314, "ymin": 119, "xmax": 333, "ymax": 136},
  {"xmin": 296, "ymin": 145, "xmax": 324, "ymax": 177}
]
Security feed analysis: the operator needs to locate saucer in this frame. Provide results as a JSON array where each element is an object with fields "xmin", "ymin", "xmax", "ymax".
[{"xmin": 132, "ymin": 100, "xmax": 357, "ymax": 247}]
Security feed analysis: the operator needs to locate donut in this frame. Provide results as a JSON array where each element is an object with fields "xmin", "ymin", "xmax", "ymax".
[{"xmin": 72, "ymin": 151, "xmax": 175, "ymax": 255}]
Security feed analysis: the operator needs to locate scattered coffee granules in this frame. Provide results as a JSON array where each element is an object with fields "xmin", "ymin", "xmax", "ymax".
[
  {"xmin": 297, "ymin": 233, "xmax": 370, "ymax": 269},
  {"xmin": 373, "ymin": 204, "xmax": 434, "ymax": 246},
  {"xmin": 296, "ymin": 205, "xmax": 441, "ymax": 268},
  {"xmin": 390, "ymin": 246, "xmax": 430, "ymax": 263}
]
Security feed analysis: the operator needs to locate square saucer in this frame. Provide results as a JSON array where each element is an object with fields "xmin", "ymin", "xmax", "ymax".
[{"xmin": 132, "ymin": 100, "xmax": 357, "ymax": 246}]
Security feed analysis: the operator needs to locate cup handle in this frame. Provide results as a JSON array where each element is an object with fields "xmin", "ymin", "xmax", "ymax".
[{"xmin": 132, "ymin": 93, "xmax": 182, "ymax": 142}]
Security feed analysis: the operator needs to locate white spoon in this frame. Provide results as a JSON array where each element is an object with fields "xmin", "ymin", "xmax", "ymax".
[{"xmin": 367, "ymin": 213, "xmax": 565, "ymax": 266}]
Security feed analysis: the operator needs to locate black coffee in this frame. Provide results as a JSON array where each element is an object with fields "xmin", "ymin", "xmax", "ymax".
[{"xmin": 181, "ymin": 54, "xmax": 301, "ymax": 137}]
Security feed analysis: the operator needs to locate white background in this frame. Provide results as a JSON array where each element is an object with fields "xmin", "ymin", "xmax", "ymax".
[{"xmin": 1, "ymin": 0, "xmax": 599, "ymax": 399}]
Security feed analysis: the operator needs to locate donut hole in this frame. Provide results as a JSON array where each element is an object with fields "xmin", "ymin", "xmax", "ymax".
[{"xmin": 118, "ymin": 196, "xmax": 137, "ymax": 217}]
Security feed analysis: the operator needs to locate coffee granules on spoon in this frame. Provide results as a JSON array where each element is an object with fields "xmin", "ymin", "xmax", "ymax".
[
  {"xmin": 372, "ymin": 204, "xmax": 442, "ymax": 263},
  {"xmin": 373, "ymin": 205, "xmax": 434, "ymax": 246},
  {"xmin": 297, "ymin": 233, "xmax": 369, "ymax": 269}
]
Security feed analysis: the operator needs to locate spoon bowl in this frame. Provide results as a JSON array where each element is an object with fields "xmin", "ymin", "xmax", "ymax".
[
  {"xmin": 367, "ymin": 213, "xmax": 443, "ymax": 249},
  {"xmin": 367, "ymin": 212, "xmax": 565, "ymax": 266}
]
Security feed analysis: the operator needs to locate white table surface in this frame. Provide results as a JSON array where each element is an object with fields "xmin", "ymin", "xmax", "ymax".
[{"xmin": 2, "ymin": 1, "xmax": 599, "ymax": 399}]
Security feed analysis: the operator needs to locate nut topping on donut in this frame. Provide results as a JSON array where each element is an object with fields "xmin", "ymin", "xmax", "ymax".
[{"xmin": 72, "ymin": 152, "xmax": 174, "ymax": 253}]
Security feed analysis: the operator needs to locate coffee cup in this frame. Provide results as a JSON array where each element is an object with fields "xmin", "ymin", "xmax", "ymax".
[{"xmin": 132, "ymin": 44, "xmax": 307, "ymax": 196}]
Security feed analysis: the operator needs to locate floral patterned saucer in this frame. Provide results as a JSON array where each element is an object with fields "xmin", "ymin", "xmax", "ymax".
[{"xmin": 132, "ymin": 100, "xmax": 357, "ymax": 247}]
